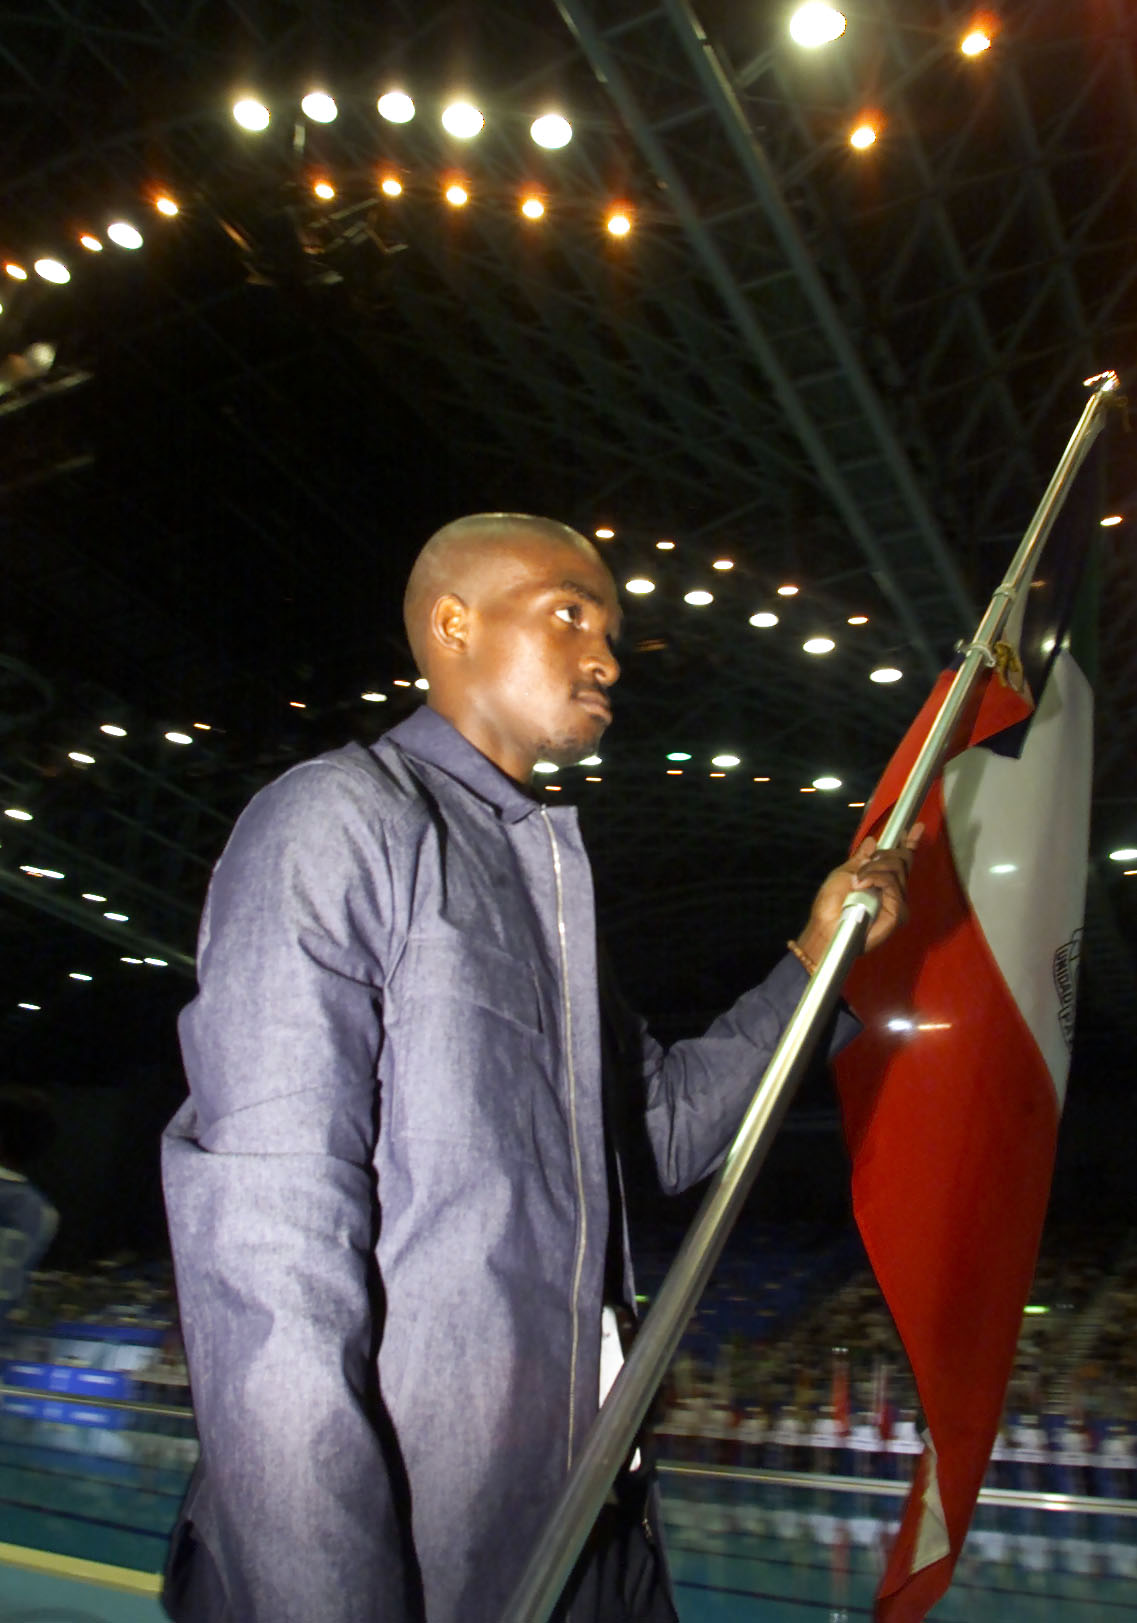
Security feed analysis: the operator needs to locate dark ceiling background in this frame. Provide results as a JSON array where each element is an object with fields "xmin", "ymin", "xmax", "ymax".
[{"xmin": 1, "ymin": 0, "xmax": 1134, "ymax": 1244}]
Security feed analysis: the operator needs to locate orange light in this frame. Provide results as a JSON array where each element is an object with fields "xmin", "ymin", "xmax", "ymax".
[
  {"xmin": 313, "ymin": 180, "xmax": 335, "ymax": 200},
  {"xmin": 380, "ymin": 176, "xmax": 403, "ymax": 197},
  {"xmin": 445, "ymin": 182, "xmax": 469, "ymax": 207},
  {"xmin": 606, "ymin": 209, "xmax": 632, "ymax": 236},
  {"xmin": 961, "ymin": 27, "xmax": 991, "ymax": 55},
  {"xmin": 753, "ymin": 776, "xmax": 770, "ymax": 783},
  {"xmin": 79, "ymin": 234, "xmax": 103, "ymax": 252},
  {"xmin": 4, "ymin": 263, "xmax": 27, "ymax": 280},
  {"xmin": 800, "ymin": 786, "xmax": 817, "ymax": 793},
  {"xmin": 667, "ymin": 769, "xmax": 683, "ymax": 776},
  {"xmin": 521, "ymin": 195, "xmax": 545, "ymax": 220},
  {"xmin": 850, "ymin": 122, "xmax": 877, "ymax": 150},
  {"xmin": 709, "ymin": 771, "xmax": 726, "ymax": 778},
  {"xmin": 154, "ymin": 195, "xmax": 179, "ymax": 217}
]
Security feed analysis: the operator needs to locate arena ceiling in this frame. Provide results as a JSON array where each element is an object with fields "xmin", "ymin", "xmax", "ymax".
[{"xmin": 1, "ymin": 0, "xmax": 1135, "ymax": 1108}]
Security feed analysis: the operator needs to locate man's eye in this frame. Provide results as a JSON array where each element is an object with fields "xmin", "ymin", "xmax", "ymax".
[{"xmin": 555, "ymin": 604, "xmax": 581, "ymax": 624}]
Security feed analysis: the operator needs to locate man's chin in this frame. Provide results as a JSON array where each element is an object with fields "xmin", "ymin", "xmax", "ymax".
[{"xmin": 539, "ymin": 721, "xmax": 608, "ymax": 767}]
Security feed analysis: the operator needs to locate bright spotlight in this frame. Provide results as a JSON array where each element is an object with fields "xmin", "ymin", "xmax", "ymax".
[
  {"xmin": 960, "ymin": 28, "xmax": 991, "ymax": 56},
  {"xmin": 165, "ymin": 730, "xmax": 193, "ymax": 745},
  {"xmin": 79, "ymin": 234, "xmax": 102, "ymax": 251},
  {"xmin": 155, "ymin": 195, "xmax": 179, "ymax": 216},
  {"xmin": 378, "ymin": 90, "xmax": 415, "ymax": 123},
  {"xmin": 34, "ymin": 258, "xmax": 70, "ymax": 284},
  {"xmin": 380, "ymin": 176, "xmax": 403, "ymax": 197},
  {"xmin": 107, "ymin": 221, "xmax": 143, "ymax": 249},
  {"xmin": 521, "ymin": 196, "xmax": 545, "ymax": 219},
  {"xmin": 533, "ymin": 761, "xmax": 559, "ymax": 774},
  {"xmin": 313, "ymin": 180, "xmax": 336, "ymax": 200},
  {"xmin": 594, "ymin": 527, "xmax": 615, "ymax": 539},
  {"xmin": 445, "ymin": 183, "xmax": 469, "ymax": 207},
  {"xmin": 1100, "ymin": 514, "xmax": 1123, "ymax": 527},
  {"xmin": 1109, "ymin": 847, "xmax": 1137, "ymax": 862},
  {"xmin": 847, "ymin": 614, "xmax": 869, "ymax": 625},
  {"xmin": 5, "ymin": 263, "xmax": 27, "ymax": 280},
  {"xmin": 870, "ymin": 667, "xmax": 903, "ymax": 684},
  {"xmin": 812, "ymin": 775, "xmax": 842, "ymax": 791},
  {"xmin": 711, "ymin": 754, "xmax": 740, "ymax": 769},
  {"xmin": 656, "ymin": 540, "xmax": 675, "ymax": 551},
  {"xmin": 232, "ymin": 97, "xmax": 271, "ymax": 132},
  {"xmin": 712, "ymin": 558, "xmax": 733, "ymax": 571},
  {"xmin": 301, "ymin": 91, "xmax": 338, "ymax": 123},
  {"xmin": 789, "ymin": 4, "xmax": 847, "ymax": 47},
  {"xmin": 361, "ymin": 691, "xmax": 388, "ymax": 703},
  {"xmin": 777, "ymin": 583, "xmax": 799, "ymax": 596},
  {"xmin": 530, "ymin": 113, "xmax": 572, "ymax": 149},
  {"xmin": 850, "ymin": 122, "xmax": 877, "ymax": 150},
  {"xmin": 606, "ymin": 210, "xmax": 632, "ymax": 236},
  {"xmin": 684, "ymin": 589, "xmax": 713, "ymax": 606},
  {"xmin": 625, "ymin": 578, "xmax": 655, "ymax": 594},
  {"xmin": 749, "ymin": 611, "xmax": 779, "ymax": 628},
  {"xmin": 4, "ymin": 808, "xmax": 33, "ymax": 821},
  {"xmin": 100, "ymin": 723, "xmax": 127, "ymax": 736},
  {"xmin": 803, "ymin": 636, "xmax": 836, "ymax": 654},
  {"xmin": 442, "ymin": 101, "xmax": 484, "ymax": 139}
]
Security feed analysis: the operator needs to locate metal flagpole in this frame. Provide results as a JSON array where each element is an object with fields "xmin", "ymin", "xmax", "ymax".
[{"xmin": 499, "ymin": 371, "xmax": 1122, "ymax": 1623}]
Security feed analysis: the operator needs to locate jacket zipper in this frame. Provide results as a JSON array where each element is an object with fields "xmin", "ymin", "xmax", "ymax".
[{"xmin": 541, "ymin": 807, "xmax": 588, "ymax": 1472}]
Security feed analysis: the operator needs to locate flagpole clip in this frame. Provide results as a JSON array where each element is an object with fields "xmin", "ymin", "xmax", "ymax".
[{"xmin": 953, "ymin": 637, "xmax": 998, "ymax": 669}]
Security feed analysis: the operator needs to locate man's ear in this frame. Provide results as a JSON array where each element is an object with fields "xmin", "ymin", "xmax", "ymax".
[{"xmin": 430, "ymin": 592, "xmax": 470, "ymax": 654}]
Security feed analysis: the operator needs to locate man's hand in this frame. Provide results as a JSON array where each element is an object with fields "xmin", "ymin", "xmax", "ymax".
[{"xmin": 795, "ymin": 824, "xmax": 924, "ymax": 965}]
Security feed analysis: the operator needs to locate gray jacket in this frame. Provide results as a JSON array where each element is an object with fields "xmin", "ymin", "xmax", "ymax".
[{"xmin": 162, "ymin": 706, "xmax": 843, "ymax": 1621}]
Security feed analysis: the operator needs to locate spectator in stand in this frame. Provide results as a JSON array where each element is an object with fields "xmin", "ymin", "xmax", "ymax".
[{"xmin": 0, "ymin": 1086, "xmax": 58, "ymax": 1334}]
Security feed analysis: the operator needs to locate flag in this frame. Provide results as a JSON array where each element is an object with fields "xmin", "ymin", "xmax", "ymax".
[{"xmin": 834, "ymin": 483, "xmax": 1097, "ymax": 1620}]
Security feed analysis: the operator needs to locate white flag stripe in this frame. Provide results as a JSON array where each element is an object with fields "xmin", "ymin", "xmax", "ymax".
[{"xmin": 942, "ymin": 648, "xmax": 1092, "ymax": 1105}]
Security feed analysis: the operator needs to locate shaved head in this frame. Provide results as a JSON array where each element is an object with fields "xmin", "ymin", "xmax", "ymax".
[{"xmin": 403, "ymin": 513, "xmax": 602, "ymax": 677}]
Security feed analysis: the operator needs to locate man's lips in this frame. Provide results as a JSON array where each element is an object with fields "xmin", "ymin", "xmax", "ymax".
[{"xmin": 575, "ymin": 691, "xmax": 612, "ymax": 721}]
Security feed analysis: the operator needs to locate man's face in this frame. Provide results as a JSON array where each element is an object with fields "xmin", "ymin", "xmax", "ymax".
[{"xmin": 456, "ymin": 538, "xmax": 622, "ymax": 780}]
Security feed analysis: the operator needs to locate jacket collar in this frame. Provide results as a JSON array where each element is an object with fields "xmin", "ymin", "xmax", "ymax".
[{"xmin": 382, "ymin": 705, "xmax": 543, "ymax": 825}]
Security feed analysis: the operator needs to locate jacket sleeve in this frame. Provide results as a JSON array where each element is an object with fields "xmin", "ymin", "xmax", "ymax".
[
  {"xmin": 613, "ymin": 953, "xmax": 860, "ymax": 1196},
  {"xmin": 162, "ymin": 759, "xmax": 420, "ymax": 1622}
]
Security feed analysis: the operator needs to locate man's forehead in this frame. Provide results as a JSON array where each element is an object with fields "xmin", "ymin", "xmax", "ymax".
[{"xmin": 489, "ymin": 538, "xmax": 619, "ymax": 609}]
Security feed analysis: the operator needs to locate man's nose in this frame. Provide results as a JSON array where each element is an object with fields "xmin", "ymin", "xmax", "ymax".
[{"xmin": 586, "ymin": 639, "xmax": 620, "ymax": 687}]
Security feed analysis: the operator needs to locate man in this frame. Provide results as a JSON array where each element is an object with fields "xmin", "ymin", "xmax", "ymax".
[
  {"xmin": 0, "ymin": 1086, "xmax": 58, "ymax": 1332},
  {"xmin": 162, "ymin": 513, "xmax": 918, "ymax": 1622}
]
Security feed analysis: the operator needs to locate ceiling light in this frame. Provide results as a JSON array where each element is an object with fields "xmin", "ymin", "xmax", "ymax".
[
  {"xmin": 789, "ymin": 4, "xmax": 847, "ymax": 47},
  {"xmin": 4, "ymin": 808, "xmax": 32, "ymax": 821},
  {"xmin": 606, "ymin": 210, "xmax": 632, "ymax": 236},
  {"xmin": 414, "ymin": 677, "xmax": 430, "ymax": 690},
  {"xmin": 1100, "ymin": 514, "xmax": 1123, "ymax": 527},
  {"xmin": 442, "ymin": 101, "xmax": 484, "ymax": 139},
  {"xmin": 594, "ymin": 527, "xmax": 615, "ymax": 539},
  {"xmin": 750, "ymin": 611, "xmax": 778, "ymax": 628},
  {"xmin": 82, "ymin": 893, "xmax": 107, "ymax": 903},
  {"xmin": 100, "ymin": 723, "xmax": 126, "ymax": 736},
  {"xmin": 232, "ymin": 97, "xmax": 270, "ymax": 131},
  {"xmin": 313, "ymin": 181, "xmax": 336, "ymax": 200},
  {"xmin": 530, "ymin": 113, "xmax": 572, "ymax": 149},
  {"xmin": 684, "ymin": 589, "xmax": 713, "ymax": 606},
  {"xmin": 850, "ymin": 123, "xmax": 877, "ymax": 150},
  {"xmin": 192, "ymin": 722, "xmax": 211, "ymax": 730},
  {"xmin": 709, "ymin": 772, "xmax": 726, "ymax": 778},
  {"xmin": 585, "ymin": 776, "xmax": 602, "ymax": 783},
  {"xmin": 667, "ymin": 752, "xmax": 692, "ymax": 762},
  {"xmin": 521, "ymin": 196, "xmax": 545, "ymax": 219},
  {"xmin": 378, "ymin": 90, "xmax": 415, "ymax": 123},
  {"xmin": 445, "ymin": 183, "xmax": 469, "ymax": 207},
  {"xmin": 381, "ymin": 176, "xmax": 403, "ymax": 197},
  {"xmin": 104, "ymin": 911, "xmax": 129, "ymax": 922},
  {"xmin": 847, "ymin": 614, "xmax": 868, "ymax": 625},
  {"xmin": 1109, "ymin": 847, "xmax": 1137, "ymax": 862},
  {"xmin": 803, "ymin": 636, "xmax": 836, "ymax": 654},
  {"xmin": 753, "ymin": 776, "xmax": 770, "ymax": 783},
  {"xmin": 777, "ymin": 583, "xmax": 799, "ymax": 596},
  {"xmin": 144, "ymin": 957, "xmax": 168, "ymax": 967},
  {"xmin": 121, "ymin": 956, "xmax": 144, "ymax": 965},
  {"xmin": 848, "ymin": 800, "xmax": 865, "ymax": 808},
  {"xmin": 393, "ymin": 679, "xmax": 411, "ymax": 687},
  {"xmin": 34, "ymin": 258, "xmax": 70, "ymax": 284},
  {"xmin": 711, "ymin": 754, "xmax": 740, "ymax": 768},
  {"xmin": 533, "ymin": 761, "xmax": 559, "ymax": 774},
  {"xmin": 165, "ymin": 730, "xmax": 193, "ymax": 744},
  {"xmin": 544, "ymin": 785, "xmax": 562, "ymax": 792},
  {"xmin": 290, "ymin": 700, "xmax": 307, "ymax": 709},
  {"xmin": 656, "ymin": 540, "xmax": 675, "ymax": 551},
  {"xmin": 68, "ymin": 751, "xmax": 95, "ymax": 764},
  {"xmin": 625, "ymin": 577, "xmax": 655, "ymax": 594},
  {"xmin": 20, "ymin": 866, "xmax": 64, "ymax": 879},
  {"xmin": 107, "ymin": 221, "xmax": 143, "ymax": 249},
  {"xmin": 79, "ymin": 234, "xmax": 103, "ymax": 251},
  {"xmin": 301, "ymin": 91, "xmax": 338, "ymax": 123},
  {"xmin": 800, "ymin": 786, "xmax": 816, "ymax": 793},
  {"xmin": 361, "ymin": 691, "xmax": 388, "ymax": 702},
  {"xmin": 69, "ymin": 972, "xmax": 93, "ymax": 982},
  {"xmin": 667, "ymin": 769, "xmax": 683, "ymax": 776},
  {"xmin": 5, "ymin": 263, "xmax": 28, "ymax": 280},
  {"xmin": 813, "ymin": 775, "xmax": 842, "ymax": 791},
  {"xmin": 155, "ymin": 195, "xmax": 179, "ymax": 216},
  {"xmin": 712, "ymin": 558, "xmax": 733, "ymax": 571},
  {"xmin": 870, "ymin": 666, "xmax": 903, "ymax": 683},
  {"xmin": 17, "ymin": 1003, "xmax": 40, "ymax": 1012},
  {"xmin": 960, "ymin": 28, "xmax": 991, "ymax": 56},
  {"xmin": 578, "ymin": 755, "xmax": 602, "ymax": 766}
]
